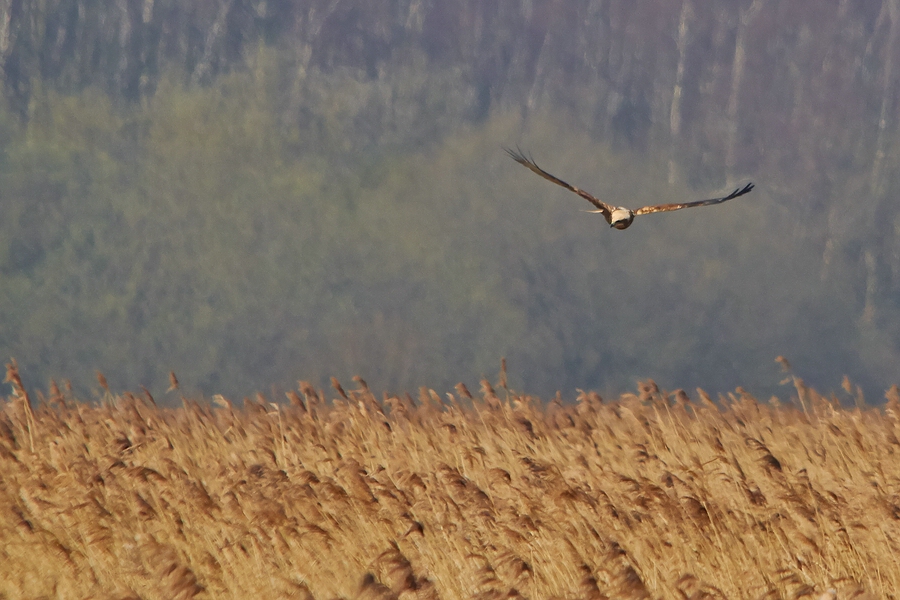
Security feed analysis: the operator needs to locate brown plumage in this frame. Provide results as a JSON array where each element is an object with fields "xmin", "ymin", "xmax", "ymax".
[{"xmin": 505, "ymin": 147, "xmax": 754, "ymax": 230}]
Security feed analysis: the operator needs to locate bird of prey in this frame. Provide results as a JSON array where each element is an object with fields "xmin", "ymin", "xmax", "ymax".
[{"xmin": 505, "ymin": 147, "xmax": 754, "ymax": 230}]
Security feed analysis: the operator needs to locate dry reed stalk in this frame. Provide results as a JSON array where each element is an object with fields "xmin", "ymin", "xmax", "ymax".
[
  {"xmin": 2, "ymin": 376, "xmax": 900, "ymax": 598},
  {"xmin": 168, "ymin": 371, "xmax": 180, "ymax": 392},
  {"xmin": 4, "ymin": 359, "xmax": 34, "ymax": 452}
]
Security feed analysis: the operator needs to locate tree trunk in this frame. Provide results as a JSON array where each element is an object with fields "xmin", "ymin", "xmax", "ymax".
[
  {"xmin": 668, "ymin": 0, "xmax": 691, "ymax": 185},
  {"xmin": 725, "ymin": 0, "xmax": 766, "ymax": 179},
  {"xmin": 871, "ymin": 0, "xmax": 899, "ymax": 195}
]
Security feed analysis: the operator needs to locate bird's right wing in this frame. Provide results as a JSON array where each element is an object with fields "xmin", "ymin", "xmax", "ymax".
[{"xmin": 505, "ymin": 147, "xmax": 614, "ymax": 223}]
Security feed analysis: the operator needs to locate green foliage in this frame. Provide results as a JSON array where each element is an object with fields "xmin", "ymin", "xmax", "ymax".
[
  {"xmin": 0, "ymin": 46, "xmax": 893, "ymax": 401},
  {"xmin": 0, "ymin": 65, "xmax": 524, "ymax": 397}
]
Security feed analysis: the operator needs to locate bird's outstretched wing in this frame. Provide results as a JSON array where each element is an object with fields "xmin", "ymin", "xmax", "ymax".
[
  {"xmin": 505, "ymin": 147, "xmax": 614, "ymax": 222},
  {"xmin": 634, "ymin": 183, "xmax": 755, "ymax": 216}
]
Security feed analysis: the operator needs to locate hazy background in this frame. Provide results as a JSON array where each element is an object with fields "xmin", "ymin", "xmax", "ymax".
[{"xmin": 2, "ymin": 0, "xmax": 899, "ymax": 402}]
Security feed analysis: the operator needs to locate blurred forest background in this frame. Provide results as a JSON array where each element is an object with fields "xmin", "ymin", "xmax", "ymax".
[{"xmin": 2, "ymin": 0, "xmax": 900, "ymax": 401}]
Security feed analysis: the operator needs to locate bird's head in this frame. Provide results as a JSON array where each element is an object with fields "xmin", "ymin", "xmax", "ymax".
[{"xmin": 610, "ymin": 207, "xmax": 635, "ymax": 230}]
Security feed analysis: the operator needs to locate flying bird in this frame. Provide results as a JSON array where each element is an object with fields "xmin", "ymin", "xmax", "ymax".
[{"xmin": 505, "ymin": 147, "xmax": 754, "ymax": 230}]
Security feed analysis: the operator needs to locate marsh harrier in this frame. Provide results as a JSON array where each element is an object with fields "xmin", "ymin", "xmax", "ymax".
[{"xmin": 506, "ymin": 147, "xmax": 754, "ymax": 230}]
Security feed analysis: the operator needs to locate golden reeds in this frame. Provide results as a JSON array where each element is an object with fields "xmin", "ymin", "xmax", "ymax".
[{"xmin": 1, "ymin": 376, "xmax": 898, "ymax": 598}]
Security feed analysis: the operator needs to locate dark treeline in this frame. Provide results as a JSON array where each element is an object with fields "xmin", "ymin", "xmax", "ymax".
[{"xmin": 2, "ymin": 0, "xmax": 899, "ymax": 401}]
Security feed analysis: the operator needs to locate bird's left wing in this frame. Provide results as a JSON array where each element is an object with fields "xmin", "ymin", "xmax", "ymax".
[{"xmin": 634, "ymin": 182, "xmax": 755, "ymax": 215}]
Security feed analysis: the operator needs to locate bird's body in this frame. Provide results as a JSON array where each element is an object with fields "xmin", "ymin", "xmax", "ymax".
[
  {"xmin": 505, "ymin": 147, "xmax": 754, "ymax": 230},
  {"xmin": 608, "ymin": 207, "xmax": 635, "ymax": 229}
]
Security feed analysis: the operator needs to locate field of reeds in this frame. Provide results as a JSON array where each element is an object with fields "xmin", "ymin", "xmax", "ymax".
[{"xmin": 2, "ymin": 360, "xmax": 899, "ymax": 600}]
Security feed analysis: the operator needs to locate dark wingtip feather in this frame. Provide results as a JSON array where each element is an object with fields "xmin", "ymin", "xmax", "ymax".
[
  {"xmin": 503, "ymin": 145, "xmax": 531, "ymax": 165},
  {"xmin": 725, "ymin": 182, "xmax": 755, "ymax": 200}
]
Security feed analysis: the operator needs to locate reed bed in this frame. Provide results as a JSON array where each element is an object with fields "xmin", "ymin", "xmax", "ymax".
[{"xmin": 1, "ymin": 362, "xmax": 898, "ymax": 599}]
